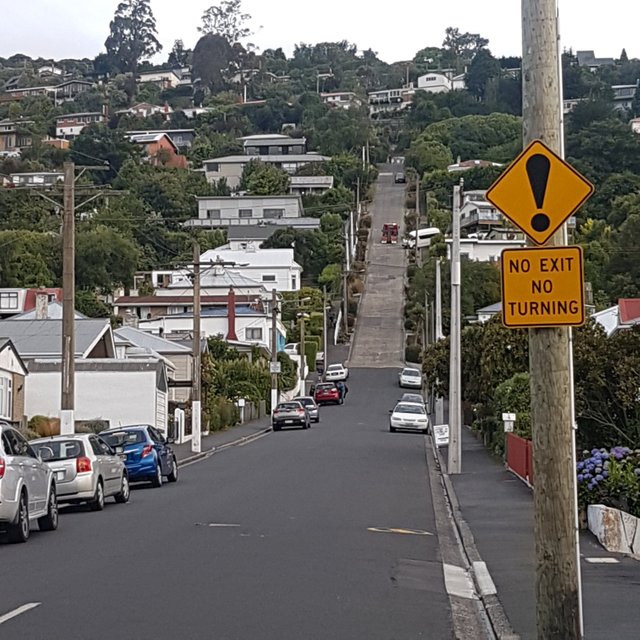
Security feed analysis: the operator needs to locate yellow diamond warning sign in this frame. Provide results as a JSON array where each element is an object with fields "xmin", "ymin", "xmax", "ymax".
[
  {"xmin": 501, "ymin": 246, "xmax": 585, "ymax": 328},
  {"xmin": 486, "ymin": 139, "xmax": 594, "ymax": 246}
]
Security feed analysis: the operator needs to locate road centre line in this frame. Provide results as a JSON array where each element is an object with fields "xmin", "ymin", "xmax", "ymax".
[
  {"xmin": 367, "ymin": 527, "xmax": 433, "ymax": 536},
  {"xmin": 0, "ymin": 603, "xmax": 41, "ymax": 626}
]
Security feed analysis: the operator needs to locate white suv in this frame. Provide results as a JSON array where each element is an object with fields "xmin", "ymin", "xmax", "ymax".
[{"xmin": 0, "ymin": 423, "xmax": 58, "ymax": 543}]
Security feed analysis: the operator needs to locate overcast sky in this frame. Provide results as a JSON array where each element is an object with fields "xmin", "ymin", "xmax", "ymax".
[{"xmin": 0, "ymin": 1, "xmax": 635, "ymax": 65}]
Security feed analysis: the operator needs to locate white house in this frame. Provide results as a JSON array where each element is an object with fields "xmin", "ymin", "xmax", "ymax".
[
  {"xmin": 289, "ymin": 175, "xmax": 334, "ymax": 196},
  {"xmin": 55, "ymin": 111, "xmax": 106, "ymax": 139},
  {"xmin": 200, "ymin": 247, "xmax": 303, "ymax": 292},
  {"xmin": 416, "ymin": 72, "xmax": 453, "ymax": 93},
  {"xmin": 189, "ymin": 195, "xmax": 305, "ymax": 228},
  {"xmin": 137, "ymin": 69, "xmax": 181, "ymax": 88},
  {"xmin": 445, "ymin": 238, "xmax": 527, "ymax": 262},
  {"xmin": 459, "ymin": 190, "xmax": 504, "ymax": 234},
  {"xmin": 320, "ymin": 92, "xmax": 362, "ymax": 109},
  {"xmin": 0, "ymin": 339, "xmax": 28, "ymax": 425},
  {"xmin": 631, "ymin": 117, "xmax": 640, "ymax": 134},
  {"xmin": 24, "ymin": 359, "xmax": 170, "ymax": 432}
]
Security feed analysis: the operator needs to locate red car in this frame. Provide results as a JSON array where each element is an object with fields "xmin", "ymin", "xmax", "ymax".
[{"xmin": 314, "ymin": 382, "xmax": 342, "ymax": 405}]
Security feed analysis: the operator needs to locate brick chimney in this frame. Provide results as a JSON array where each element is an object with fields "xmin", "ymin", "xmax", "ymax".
[
  {"xmin": 226, "ymin": 287, "xmax": 238, "ymax": 341},
  {"xmin": 35, "ymin": 288, "xmax": 48, "ymax": 320}
]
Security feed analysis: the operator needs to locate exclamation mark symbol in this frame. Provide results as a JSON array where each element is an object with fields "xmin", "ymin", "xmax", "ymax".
[{"xmin": 526, "ymin": 154, "xmax": 551, "ymax": 233}]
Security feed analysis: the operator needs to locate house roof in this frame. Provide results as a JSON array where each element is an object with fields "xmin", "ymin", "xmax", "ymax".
[
  {"xmin": 114, "ymin": 326, "xmax": 192, "ymax": 354},
  {"xmin": 227, "ymin": 225, "xmax": 277, "ymax": 241},
  {"xmin": 289, "ymin": 175, "xmax": 334, "ymax": 187},
  {"xmin": 114, "ymin": 294, "xmax": 257, "ymax": 306},
  {"xmin": 127, "ymin": 132, "xmax": 177, "ymax": 149},
  {"xmin": 239, "ymin": 133, "xmax": 293, "ymax": 141},
  {"xmin": 200, "ymin": 247, "xmax": 300, "ymax": 269},
  {"xmin": 12, "ymin": 301, "xmax": 86, "ymax": 320},
  {"xmin": 126, "ymin": 129, "xmax": 194, "ymax": 135},
  {"xmin": 196, "ymin": 194, "xmax": 302, "ymax": 203},
  {"xmin": 618, "ymin": 299, "xmax": 640, "ymax": 324},
  {"xmin": 476, "ymin": 302, "xmax": 502, "ymax": 315},
  {"xmin": 153, "ymin": 305, "xmax": 264, "ymax": 319},
  {"xmin": 0, "ymin": 338, "xmax": 28, "ymax": 376},
  {"xmin": 169, "ymin": 268, "xmax": 265, "ymax": 290},
  {"xmin": 56, "ymin": 112, "xmax": 103, "ymax": 120},
  {"xmin": 202, "ymin": 154, "xmax": 329, "ymax": 164},
  {"xmin": 0, "ymin": 319, "xmax": 112, "ymax": 358}
]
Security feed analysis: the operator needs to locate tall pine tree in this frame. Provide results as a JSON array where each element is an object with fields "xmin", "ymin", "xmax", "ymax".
[{"xmin": 105, "ymin": 0, "xmax": 162, "ymax": 74}]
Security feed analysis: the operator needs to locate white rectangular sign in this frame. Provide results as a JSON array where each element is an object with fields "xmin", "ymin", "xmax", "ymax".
[
  {"xmin": 433, "ymin": 424, "xmax": 449, "ymax": 447},
  {"xmin": 502, "ymin": 413, "xmax": 516, "ymax": 422}
]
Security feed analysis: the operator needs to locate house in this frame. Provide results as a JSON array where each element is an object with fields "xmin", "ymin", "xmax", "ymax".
[
  {"xmin": 447, "ymin": 159, "xmax": 503, "ymax": 173},
  {"xmin": 117, "ymin": 103, "xmax": 173, "ymax": 120},
  {"xmin": 126, "ymin": 132, "xmax": 188, "ymax": 169},
  {"xmin": 631, "ymin": 117, "xmax": 640, "ymax": 134},
  {"xmin": 459, "ymin": 190, "xmax": 504, "ymax": 234},
  {"xmin": 445, "ymin": 237, "xmax": 526, "ymax": 263},
  {"xmin": 51, "ymin": 80, "xmax": 94, "ymax": 103},
  {"xmin": 199, "ymin": 247, "xmax": 303, "ymax": 292},
  {"xmin": 190, "ymin": 194, "xmax": 305, "ymax": 228},
  {"xmin": 126, "ymin": 128, "xmax": 195, "ymax": 149},
  {"xmin": 9, "ymin": 172, "xmax": 63, "ymax": 188},
  {"xmin": 0, "ymin": 118, "xmax": 34, "ymax": 153},
  {"xmin": 594, "ymin": 299, "xmax": 640, "ymax": 336},
  {"xmin": 320, "ymin": 92, "xmax": 362, "ymax": 109},
  {"xmin": 241, "ymin": 133, "xmax": 307, "ymax": 156},
  {"xmin": 138, "ymin": 288, "xmax": 287, "ymax": 352},
  {"xmin": 114, "ymin": 326, "xmax": 193, "ymax": 403},
  {"xmin": 137, "ymin": 69, "xmax": 181, "ymax": 89},
  {"xmin": 368, "ymin": 87, "xmax": 415, "ymax": 116},
  {"xmin": 1, "ymin": 86, "xmax": 54, "ymax": 102},
  {"xmin": 0, "ymin": 339, "xmax": 28, "ymax": 426},
  {"xmin": 612, "ymin": 84, "xmax": 637, "ymax": 111},
  {"xmin": 0, "ymin": 288, "xmax": 63, "ymax": 319},
  {"xmin": 226, "ymin": 225, "xmax": 280, "ymax": 249},
  {"xmin": 289, "ymin": 175, "xmax": 334, "ymax": 196},
  {"xmin": 576, "ymin": 50, "xmax": 615, "ymax": 70},
  {"xmin": 201, "ymin": 153, "xmax": 329, "ymax": 189},
  {"xmin": 474, "ymin": 302, "xmax": 502, "ymax": 324},
  {"xmin": 113, "ymin": 270, "xmax": 267, "ymax": 321},
  {"xmin": 416, "ymin": 72, "xmax": 454, "ymax": 93},
  {"xmin": 56, "ymin": 111, "xmax": 106, "ymax": 139},
  {"xmin": 563, "ymin": 98, "xmax": 586, "ymax": 114},
  {"xmin": 37, "ymin": 64, "xmax": 64, "ymax": 77}
]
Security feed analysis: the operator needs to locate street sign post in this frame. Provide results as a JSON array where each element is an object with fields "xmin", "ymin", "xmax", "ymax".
[
  {"xmin": 501, "ymin": 246, "xmax": 585, "ymax": 328},
  {"xmin": 486, "ymin": 139, "xmax": 594, "ymax": 246}
]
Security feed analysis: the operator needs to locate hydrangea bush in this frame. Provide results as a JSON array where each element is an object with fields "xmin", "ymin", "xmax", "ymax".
[{"xmin": 577, "ymin": 447, "xmax": 640, "ymax": 517}]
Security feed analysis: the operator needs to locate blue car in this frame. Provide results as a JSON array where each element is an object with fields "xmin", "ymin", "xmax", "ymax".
[{"xmin": 99, "ymin": 425, "xmax": 178, "ymax": 488}]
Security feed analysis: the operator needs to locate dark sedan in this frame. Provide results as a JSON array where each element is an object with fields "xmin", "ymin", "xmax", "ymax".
[{"xmin": 272, "ymin": 401, "xmax": 310, "ymax": 431}]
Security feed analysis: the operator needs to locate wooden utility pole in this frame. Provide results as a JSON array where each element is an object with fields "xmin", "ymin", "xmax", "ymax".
[
  {"xmin": 523, "ymin": 1, "xmax": 581, "ymax": 637},
  {"xmin": 448, "ymin": 180, "xmax": 463, "ymax": 474},
  {"xmin": 60, "ymin": 161, "xmax": 75, "ymax": 435},
  {"xmin": 298, "ymin": 313, "xmax": 306, "ymax": 396},
  {"xmin": 323, "ymin": 286, "xmax": 328, "ymax": 375},
  {"xmin": 191, "ymin": 241, "xmax": 202, "ymax": 454},
  {"xmin": 271, "ymin": 288, "xmax": 279, "ymax": 412}
]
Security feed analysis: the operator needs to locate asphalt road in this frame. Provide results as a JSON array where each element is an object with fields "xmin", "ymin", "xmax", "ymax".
[{"xmin": 0, "ymin": 369, "xmax": 453, "ymax": 640}]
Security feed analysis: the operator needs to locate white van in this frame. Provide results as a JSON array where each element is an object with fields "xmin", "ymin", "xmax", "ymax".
[{"xmin": 402, "ymin": 227, "xmax": 441, "ymax": 249}]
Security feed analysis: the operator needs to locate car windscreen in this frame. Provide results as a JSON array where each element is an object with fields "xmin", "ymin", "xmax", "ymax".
[
  {"xmin": 277, "ymin": 403, "xmax": 302, "ymax": 411},
  {"xmin": 327, "ymin": 365, "xmax": 342, "ymax": 371},
  {"xmin": 395, "ymin": 404, "xmax": 426, "ymax": 414},
  {"xmin": 402, "ymin": 395, "xmax": 423, "ymax": 403},
  {"xmin": 32, "ymin": 439, "xmax": 85, "ymax": 461},
  {"xmin": 101, "ymin": 430, "xmax": 146, "ymax": 447},
  {"xmin": 402, "ymin": 369, "xmax": 421, "ymax": 376},
  {"xmin": 316, "ymin": 384, "xmax": 336, "ymax": 391},
  {"xmin": 295, "ymin": 397, "xmax": 316, "ymax": 406}
]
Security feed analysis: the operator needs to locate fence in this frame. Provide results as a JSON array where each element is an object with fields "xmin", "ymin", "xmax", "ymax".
[{"xmin": 505, "ymin": 433, "xmax": 534, "ymax": 488}]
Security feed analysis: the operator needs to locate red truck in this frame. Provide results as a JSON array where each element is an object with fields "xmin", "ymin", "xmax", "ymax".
[{"xmin": 381, "ymin": 223, "xmax": 399, "ymax": 244}]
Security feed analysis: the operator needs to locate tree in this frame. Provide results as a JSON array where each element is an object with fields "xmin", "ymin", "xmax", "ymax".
[
  {"xmin": 406, "ymin": 138, "xmax": 453, "ymax": 175},
  {"xmin": 466, "ymin": 49, "xmax": 501, "ymax": 101},
  {"xmin": 242, "ymin": 161, "xmax": 290, "ymax": 195},
  {"xmin": 76, "ymin": 290, "xmax": 112, "ymax": 318},
  {"xmin": 192, "ymin": 33, "xmax": 233, "ymax": 92},
  {"xmin": 104, "ymin": 0, "xmax": 162, "ymax": 74},
  {"xmin": 199, "ymin": 0, "xmax": 253, "ymax": 44},
  {"xmin": 167, "ymin": 39, "xmax": 191, "ymax": 67},
  {"xmin": 620, "ymin": 48, "xmax": 629, "ymax": 63},
  {"xmin": 441, "ymin": 27, "xmax": 489, "ymax": 72}
]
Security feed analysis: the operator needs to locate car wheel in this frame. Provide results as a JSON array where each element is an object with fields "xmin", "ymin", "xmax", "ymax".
[
  {"xmin": 151, "ymin": 463, "xmax": 163, "ymax": 488},
  {"xmin": 315, "ymin": 417, "xmax": 320, "ymax": 423},
  {"xmin": 167, "ymin": 456, "xmax": 178, "ymax": 483},
  {"xmin": 38, "ymin": 485, "xmax": 58, "ymax": 531},
  {"xmin": 8, "ymin": 490, "xmax": 30, "ymax": 543},
  {"xmin": 90, "ymin": 479, "xmax": 105, "ymax": 511},
  {"xmin": 114, "ymin": 474, "xmax": 130, "ymax": 503},
  {"xmin": 272, "ymin": 423, "xmax": 280, "ymax": 431},
  {"xmin": 389, "ymin": 425, "xmax": 396, "ymax": 433}
]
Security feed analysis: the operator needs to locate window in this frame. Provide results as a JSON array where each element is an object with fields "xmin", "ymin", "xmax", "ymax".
[
  {"xmin": 262, "ymin": 275, "xmax": 277, "ymax": 282},
  {"xmin": 0, "ymin": 376, "xmax": 12, "ymax": 420},
  {"xmin": 246, "ymin": 327, "xmax": 263, "ymax": 341},
  {"xmin": 0, "ymin": 292, "xmax": 19, "ymax": 310},
  {"xmin": 205, "ymin": 162, "xmax": 219, "ymax": 172},
  {"xmin": 206, "ymin": 209, "xmax": 221, "ymax": 219},
  {"xmin": 263, "ymin": 208, "xmax": 284, "ymax": 219},
  {"xmin": 238, "ymin": 209, "xmax": 253, "ymax": 218},
  {"xmin": 291, "ymin": 274, "xmax": 297, "ymax": 289}
]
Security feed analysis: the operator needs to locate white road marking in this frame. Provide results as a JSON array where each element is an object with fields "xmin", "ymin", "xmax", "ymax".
[
  {"xmin": 367, "ymin": 527, "xmax": 433, "ymax": 536},
  {"xmin": 0, "ymin": 603, "xmax": 41, "ymax": 626},
  {"xmin": 472, "ymin": 561, "xmax": 497, "ymax": 596},
  {"xmin": 443, "ymin": 563, "xmax": 478, "ymax": 600},
  {"xmin": 194, "ymin": 523, "xmax": 241, "ymax": 528},
  {"xmin": 584, "ymin": 557, "xmax": 620, "ymax": 564},
  {"xmin": 378, "ymin": 172, "xmax": 392, "ymax": 176}
]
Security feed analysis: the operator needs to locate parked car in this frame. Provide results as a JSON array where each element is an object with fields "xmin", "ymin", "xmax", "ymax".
[
  {"xmin": 394, "ymin": 172, "xmax": 406, "ymax": 184},
  {"xmin": 400, "ymin": 392, "xmax": 426, "ymax": 406},
  {"xmin": 325, "ymin": 363, "xmax": 349, "ymax": 382},
  {"xmin": 314, "ymin": 382, "xmax": 342, "ymax": 405},
  {"xmin": 284, "ymin": 343, "xmax": 300, "ymax": 357},
  {"xmin": 399, "ymin": 367, "xmax": 423, "ymax": 389},
  {"xmin": 389, "ymin": 402, "xmax": 430, "ymax": 434},
  {"xmin": 31, "ymin": 434, "xmax": 129, "ymax": 510},
  {"xmin": 272, "ymin": 401, "xmax": 310, "ymax": 431},
  {"xmin": 294, "ymin": 396, "xmax": 320, "ymax": 423},
  {"xmin": 99, "ymin": 425, "xmax": 178, "ymax": 487},
  {"xmin": 0, "ymin": 422, "xmax": 58, "ymax": 543}
]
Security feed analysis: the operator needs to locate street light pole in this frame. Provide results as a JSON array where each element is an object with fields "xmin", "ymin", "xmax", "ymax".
[
  {"xmin": 191, "ymin": 241, "xmax": 201, "ymax": 454},
  {"xmin": 448, "ymin": 180, "xmax": 463, "ymax": 474},
  {"xmin": 435, "ymin": 258, "xmax": 444, "ymax": 425},
  {"xmin": 271, "ymin": 288, "xmax": 279, "ymax": 412},
  {"xmin": 323, "ymin": 286, "xmax": 328, "ymax": 376},
  {"xmin": 299, "ymin": 314, "xmax": 306, "ymax": 396}
]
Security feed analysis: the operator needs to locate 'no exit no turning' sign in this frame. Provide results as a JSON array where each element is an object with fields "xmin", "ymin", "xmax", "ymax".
[{"xmin": 501, "ymin": 246, "xmax": 585, "ymax": 328}]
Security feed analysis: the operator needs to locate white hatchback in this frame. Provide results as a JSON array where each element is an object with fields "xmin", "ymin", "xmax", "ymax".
[
  {"xmin": 325, "ymin": 363, "xmax": 349, "ymax": 382},
  {"xmin": 399, "ymin": 367, "xmax": 423, "ymax": 389},
  {"xmin": 389, "ymin": 403, "xmax": 429, "ymax": 434}
]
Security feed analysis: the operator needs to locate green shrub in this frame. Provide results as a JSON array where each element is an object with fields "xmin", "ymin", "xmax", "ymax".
[
  {"xmin": 405, "ymin": 344, "xmax": 422, "ymax": 363},
  {"xmin": 304, "ymin": 341, "xmax": 318, "ymax": 371}
]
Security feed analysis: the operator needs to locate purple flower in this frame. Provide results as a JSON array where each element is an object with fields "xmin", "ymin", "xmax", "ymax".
[
  {"xmin": 588, "ymin": 482, "xmax": 596, "ymax": 490},
  {"xmin": 577, "ymin": 474, "xmax": 584, "ymax": 482},
  {"xmin": 602, "ymin": 471, "xmax": 609, "ymax": 478},
  {"xmin": 596, "ymin": 474, "xmax": 604, "ymax": 482},
  {"xmin": 577, "ymin": 462, "xmax": 585, "ymax": 471},
  {"xmin": 601, "ymin": 452, "xmax": 610, "ymax": 460},
  {"xmin": 635, "ymin": 469, "xmax": 640, "ymax": 477}
]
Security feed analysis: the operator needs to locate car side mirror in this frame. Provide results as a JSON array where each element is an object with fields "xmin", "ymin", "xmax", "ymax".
[{"xmin": 388, "ymin": 409, "xmax": 393, "ymax": 414}]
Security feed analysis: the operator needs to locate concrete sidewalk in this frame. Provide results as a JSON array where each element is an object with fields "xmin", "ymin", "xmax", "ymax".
[{"xmin": 442, "ymin": 426, "xmax": 640, "ymax": 639}]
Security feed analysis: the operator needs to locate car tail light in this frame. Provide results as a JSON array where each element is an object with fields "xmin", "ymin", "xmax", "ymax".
[
  {"xmin": 76, "ymin": 456, "xmax": 92, "ymax": 473},
  {"xmin": 141, "ymin": 444, "xmax": 154, "ymax": 458},
  {"xmin": 0, "ymin": 457, "xmax": 5, "ymax": 479},
  {"xmin": 297, "ymin": 409, "xmax": 305, "ymax": 415}
]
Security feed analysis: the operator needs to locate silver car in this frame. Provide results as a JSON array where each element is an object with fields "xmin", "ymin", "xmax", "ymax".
[
  {"xmin": 0, "ymin": 422, "xmax": 58, "ymax": 543},
  {"xmin": 294, "ymin": 396, "xmax": 320, "ymax": 423},
  {"xmin": 31, "ymin": 434, "xmax": 130, "ymax": 510}
]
